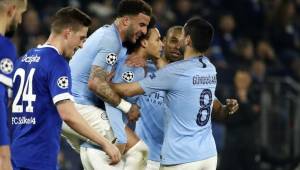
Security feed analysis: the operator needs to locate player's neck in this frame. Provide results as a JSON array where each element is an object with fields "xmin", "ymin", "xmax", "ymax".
[
  {"xmin": 0, "ymin": 16, "xmax": 8, "ymax": 36},
  {"xmin": 45, "ymin": 33, "xmax": 64, "ymax": 55},
  {"xmin": 184, "ymin": 47, "xmax": 203, "ymax": 60},
  {"xmin": 114, "ymin": 19, "xmax": 126, "ymax": 42}
]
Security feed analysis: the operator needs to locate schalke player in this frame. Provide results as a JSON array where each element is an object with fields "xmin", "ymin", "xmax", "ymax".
[
  {"xmin": 11, "ymin": 7, "xmax": 121, "ymax": 170},
  {"xmin": 0, "ymin": 0, "xmax": 27, "ymax": 169}
]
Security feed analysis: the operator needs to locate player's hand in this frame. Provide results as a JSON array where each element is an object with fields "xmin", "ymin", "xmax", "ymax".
[
  {"xmin": 127, "ymin": 104, "xmax": 140, "ymax": 122},
  {"xmin": 102, "ymin": 142, "xmax": 122, "ymax": 165},
  {"xmin": 225, "ymin": 99, "xmax": 239, "ymax": 115},
  {"xmin": 0, "ymin": 147, "xmax": 13, "ymax": 170}
]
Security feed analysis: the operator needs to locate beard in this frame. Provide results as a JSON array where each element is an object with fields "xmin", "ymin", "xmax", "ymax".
[
  {"xmin": 5, "ymin": 20, "xmax": 17, "ymax": 38},
  {"xmin": 124, "ymin": 25, "xmax": 135, "ymax": 43},
  {"xmin": 179, "ymin": 45, "xmax": 185, "ymax": 57}
]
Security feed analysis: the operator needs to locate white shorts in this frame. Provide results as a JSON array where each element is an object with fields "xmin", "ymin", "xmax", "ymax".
[
  {"xmin": 159, "ymin": 156, "xmax": 217, "ymax": 170},
  {"xmin": 62, "ymin": 103, "xmax": 115, "ymax": 151},
  {"xmin": 80, "ymin": 146, "xmax": 124, "ymax": 170},
  {"xmin": 145, "ymin": 160, "xmax": 160, "ymax": 170}
]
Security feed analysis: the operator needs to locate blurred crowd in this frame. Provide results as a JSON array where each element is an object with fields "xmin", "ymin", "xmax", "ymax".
[{"xmin": 12, "ymin": 0, "xmax": 300, "ymax": 170}]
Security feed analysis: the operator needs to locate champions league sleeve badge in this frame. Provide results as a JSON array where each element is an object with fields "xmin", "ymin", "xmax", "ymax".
[{"xmin": 106, "ymin": 53, "xmax": 118, "ymax": 65}]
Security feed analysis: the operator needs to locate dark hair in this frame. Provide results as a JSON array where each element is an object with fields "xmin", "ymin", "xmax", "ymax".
[
  {"xmin": 117, "ymin": 0, "xmax": 152, "ymax": 17},
  {"xmin": 165, "ymin": 26, "xmax": 183, "ymax": 38},
  {"xmin": 184, "ymin": 17, "xmax": 214, "ymax": 53},
  {"xmin": 51, "ymin": 7, "xmax": 92, "ymax": 34},
  {"xmin": 125, "ymin": 16, "xmax": 156, "ymax": 54}
]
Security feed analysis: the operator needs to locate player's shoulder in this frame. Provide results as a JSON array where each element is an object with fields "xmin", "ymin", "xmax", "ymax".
[
  {"xmin": 92, "ymin": 24, "xmax": 120, "ymax": 44},
  {"xmin": 24, "ymin": 45, "xmax": 67, "ymax": 67},
  {"xmin": 0, "ymin": 35, "xmax": 16, "ymax": 57}
]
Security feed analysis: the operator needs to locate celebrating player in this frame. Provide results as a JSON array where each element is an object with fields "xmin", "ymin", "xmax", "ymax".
[{"xmin": 111, "ymin": 17, "xmax": 238, "ymax": 170}]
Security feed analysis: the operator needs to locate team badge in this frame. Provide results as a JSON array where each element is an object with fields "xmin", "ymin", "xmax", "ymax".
[
  {"xmin": 57, "ymin": 76, "xmax": 68, "ymax": 89},
  {"xmin": 0, "ymin": 58, "xmax": 14, "ymax": 74},
  {"xmin": 106, "ymin": 53, "xmax": 117, "ymax": 65},
  {"xmin": 122, "ymin": 71, "xmax": 134, "ymax": 82}
]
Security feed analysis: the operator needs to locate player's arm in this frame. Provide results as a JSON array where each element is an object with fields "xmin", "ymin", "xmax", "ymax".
[
  {"xmin": 88, "ymin": 65, "xmax": 140, "ymax": 121},
  {"xmin": 0, "ymin": 87, "xmax": 12, "ymax": 170},
  {"xmin": 56, "ymin": 99, "xmax": 121, "ymax": 164},
  {"xmin": 0, "ymin": 145, "xmax": 12, "ymax": 170},
  {"xmin": 111, "ymin": 82, "xmax": 144, "ymax": 97},
  {"xmin": 88, "ymin": 65, "xmax": 122, "ymax": 107},
  {"xmin": 212, "ymin": 98, "xmax": 239, "ymax": 121}
]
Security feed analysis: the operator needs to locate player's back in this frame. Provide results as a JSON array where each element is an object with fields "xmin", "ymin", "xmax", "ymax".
[
  {"xmin": 70, "ymin": 24, "xmax": 123, "ymax": 106},
  {"xmin": 11, "ymin": 45, "xmax": 71, "ymax": 169},
  {"xmin": 164, "ymin": 56, "xmax": 217, "ymax": 164},
  {"xmin": 140, "ymin": 56, "xmax": 218, "ymax": 165}
]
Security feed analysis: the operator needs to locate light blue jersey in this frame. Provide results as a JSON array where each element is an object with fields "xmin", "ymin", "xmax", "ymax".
[
  {"xmin": 105, "ymin": 56, "xmax": 145, "ymax": 144},
  {"xmin": 136, "ymin": 61, "xmax": 166, "ymax": 162},
  {"xmin": 139, "ymin": 56, "xmax": 217, "ymax": 165},
  {"xmin": 69, "ymin": 24, "xmax": 125, "ymax": 107}
]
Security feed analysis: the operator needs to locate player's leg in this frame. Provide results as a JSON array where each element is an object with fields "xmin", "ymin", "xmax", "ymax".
[
  {"xmin": 145, "ymin": 160, "xmax": 160, "ymax": 170},
  {"xmin": 159, "ymin": 156, "xmax": 217, "ymax": 170},
  {"xmin": 80, "ymin": 146, "xmax": 93, "ymax": 170},
  {"xmin": 123, "ymin": 126, "xmax": 148, "ymax": 170}
]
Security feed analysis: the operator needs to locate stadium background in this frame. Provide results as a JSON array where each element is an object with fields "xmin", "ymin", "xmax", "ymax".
[{"xmin": 12, "ymin": 0, "xmax": 300, "ymax": 169}]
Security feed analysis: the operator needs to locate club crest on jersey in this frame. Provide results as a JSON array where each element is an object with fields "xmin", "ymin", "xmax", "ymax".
[
  {"xmin": 106, "ymin": 53, "xmax": 117, "ymax": 65},
  {"xmin": 122, "ymin": 71, "xmax": 134, "ymax": 82},
  {"xmin": 0, "ymin": 58, "xmax": 13, "ymax": 74},
  {"xmin": 57, "ymin": 76, "xmax": 68, "ymax": 89}
]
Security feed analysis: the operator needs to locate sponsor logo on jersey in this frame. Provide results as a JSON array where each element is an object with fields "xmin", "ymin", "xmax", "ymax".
[{"xmin": 21, "ymin": 54, "xmax": 40, "ymax": 64}]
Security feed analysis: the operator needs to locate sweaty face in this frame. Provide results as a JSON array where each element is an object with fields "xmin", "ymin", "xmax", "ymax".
[
  {"xmin": 125, "ymin": 13, "xmax": 150, "ymax": 43},
  {"xmin": 65, "ymin": 26, "xmax": 88, "ymax": 58},
  {"xmin": 146, "ymin": 28, "xmax": 164, "ymax": 58},
  {"xmin": 164, "ymin": 29, "xmax": 183, "ymax": 62}
]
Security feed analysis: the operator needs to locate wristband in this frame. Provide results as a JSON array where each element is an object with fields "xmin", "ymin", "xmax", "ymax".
[{"xmin": 117, "ymin": 99, "xmax": 132, "ymax": 113}]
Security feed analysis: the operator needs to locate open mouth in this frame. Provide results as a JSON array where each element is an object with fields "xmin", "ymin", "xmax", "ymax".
[{"xmin": 170, "ymin": 51, "xmax": 181, "ymax": 57}]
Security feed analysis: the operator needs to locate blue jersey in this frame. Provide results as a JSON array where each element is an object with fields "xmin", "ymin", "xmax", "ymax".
[
  {"xmin": 70, "ymin": 24, "xmax": 126, "ymax": 107},
  {"xmin": 11, "ymin": 45, "xmax": 73, "ymax": 169},
  {"xmin": 139, "ymin": 56, "xmax": 217, "ymax": 165},
  {"xmin": 135, "ymin": 61, "xmax": 166, "ymax": 162},
  {"xmin": 105, "ymin": 56, "xmax": 145, "ymax": 144},
  {"xmin": 0, "ymin": 35, "xmax": 17, "ymax": 145}
]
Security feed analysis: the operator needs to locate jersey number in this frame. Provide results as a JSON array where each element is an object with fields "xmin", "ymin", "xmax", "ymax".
[
  {"xmin": 12, "ymin": 68, "xmax": 36, "ymax": 113},
  {"xmin": 196, "ymin": 89, "xmax": 213, "ymax": 126}
]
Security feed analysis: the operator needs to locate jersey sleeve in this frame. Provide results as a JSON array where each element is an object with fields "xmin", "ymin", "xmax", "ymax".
[
  {"xmin": 48, "ymin": 59, "xmax": 73, "ymax": 104},
  {"xmin": 0, "ymin": 85, "xmax": 9, "ymax": 145},
  {"xmin": 0, "ymin": 41, "xmax": 17, "ymax": 88},
  {"xmin": 92, "ymin": 35, "xmax": 120, "ymax": 72},
  {"xmin": 105, "ymin": 103, "xmax": 127, "ymax": 144},
  {"xmin": 139, "ymin": 65, "xmax": 176, "ymax": 95}
]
